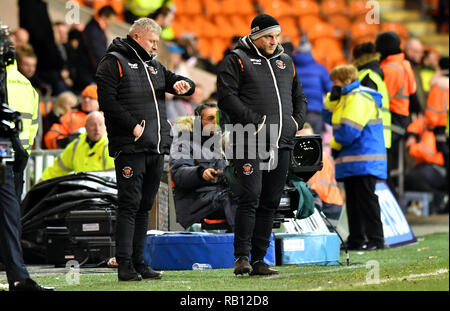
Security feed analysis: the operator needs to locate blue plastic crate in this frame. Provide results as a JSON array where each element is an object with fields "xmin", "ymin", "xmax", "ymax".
[{"xmin": 144, "ymin": 232, "xmax": 275, "ymax": 270}]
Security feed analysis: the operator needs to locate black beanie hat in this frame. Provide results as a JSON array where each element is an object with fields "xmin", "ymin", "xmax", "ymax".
[
  {"xmin": 439, "ymin": 56, "xmax": 449, "ymax": 71},
  {"xmin": 375, "ymin": 31, "xmax": 402, "ymax": 59},
  {"xmin": 250, "ymin": 14, "xmax": 281, "ymax": 40}
]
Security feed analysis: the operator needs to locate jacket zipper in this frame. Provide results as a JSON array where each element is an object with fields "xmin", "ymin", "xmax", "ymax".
[
  {"xmin": 248, "ymin": 38, "xmax": 284, "ymax": 148},
  {"xmin": 125, "ymin": 43, "xmax": 162, "ymax": 153}
]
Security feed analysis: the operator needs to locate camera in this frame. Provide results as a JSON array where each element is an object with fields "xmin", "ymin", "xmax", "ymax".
[{"xmin": 273, "ymin": 134, "xmax": 323, "ymax": 227}]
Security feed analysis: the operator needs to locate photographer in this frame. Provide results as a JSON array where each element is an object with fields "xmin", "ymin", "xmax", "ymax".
[
  {"xmin": 1, "ymin": 23, "xmax": 54, "ymax": 291},
  {"xmin": 169, "ymin": 103, "xmax": 236, "ymax": 231}
]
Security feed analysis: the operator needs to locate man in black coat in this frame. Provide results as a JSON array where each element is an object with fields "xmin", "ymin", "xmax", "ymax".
[
  {"xmin": 77, "ymin": 5, "xmax": 117, "ymax": 91},
  {"xmin": 169, "ymin": 103, "xmax": 236, "ymax": 231},
  {"xmin": 95, "ymin": 18, "xmax": 195, "ymax": 282},
  {"xmin": 217, "ymin": 14, "xmax": 307, "ymax": 276}
]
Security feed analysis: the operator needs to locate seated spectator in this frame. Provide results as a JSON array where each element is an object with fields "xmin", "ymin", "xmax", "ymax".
[
  {"xmin": 44, "ymin": 85, "xmax": 99, "ymax": 149},
  {"xmin": 404, "ymin": 116, "xmax": 447, "ymax": 214},
  {"xmin": 10, "ymin": 28, "xmax": 30, "ymax": 53},
  {"xmin": 166, "ymin": 84, "xmax": 203, "ymax": 122},
  {"xmin": 293, "ymin": 36, "xmax": 332, "ymax": 135},
  {"xmin": 169, "ymin": 103, "xmax": 236, "ymax": 231},
  {"xmin": 42, "ymin": 91, "xmax": 78, "ymax": 141},
  {"xmin": 298, "ymin": 123, "xmax": 344, "ymax": 222},
  {"xmin": 40, "ymin": 111, "xmax": 114, "ymax": 181},
  {"xmin": 177, "ymin": 33, "xmax": 218, "ymax": 74}
]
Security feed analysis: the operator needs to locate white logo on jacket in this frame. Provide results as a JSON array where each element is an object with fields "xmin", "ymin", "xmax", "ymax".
[
  {"xmin": 128, "ymin": 62, "xmax": 138, "ymax": 69},
  {"xmin": 250, "ymin": 58, "xmax": 262, "ymax": 65}
]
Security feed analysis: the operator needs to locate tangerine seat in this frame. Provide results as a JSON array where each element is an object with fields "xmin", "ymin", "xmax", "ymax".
[
  {"xmin": 183, "ymin": 0, "xmax": 202, "ymax": 15},
  {"xmin": 381, "ymin": 22, "xmax": 410, "ymax": 42},
  {"xmin": 278, "ymin": 16, "xmax": 299, "ymax": 39},
  {"xmin": 299, "ymin": 15, "xmax": 324, "ymax": 34},
  {"xmin": 291, "ymin": 0, "xmax": 320, "ymax": 17},
  {"xmin": 348, "ymin": 0, "xmax": 371, "ymax": 19},
  {"xmin": 203, "ymin": 0, "xmax": 221, "ymax": 16},
  {"xmin": 327, "ymin": 14, "xmax": 351, "ymax": 39},
  {"xmin": 321, "ymin": 0, "xmax": 348, "ymax": 16},
  {"xmin": 259, "ymin": 0, "xmax": 291, "ymax": 19},
  {"xmin": 350, "ymin": 20, "xmax": 380, "ymax": 44},
  {"xmin": 307, "ymin": 22, "xmax": 337, "ymax": 42}
]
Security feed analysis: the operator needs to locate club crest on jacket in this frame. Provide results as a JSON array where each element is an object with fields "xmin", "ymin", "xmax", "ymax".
[{"xmin": 122, "ymin": 166, "xmax": 134, "ymax": 178}]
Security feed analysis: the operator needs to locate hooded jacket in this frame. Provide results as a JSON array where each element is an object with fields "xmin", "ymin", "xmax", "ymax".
[
  {"xmin": 95, "ymin": 35, "xmax": 195, "ymax": 156},
  {"xmin": 217, "ymin": 35, "xmax": 307, "ymax": 150},
  {"xmin": 292, "ymin": 51, "xmax": 332, "ymax": 113},
  {"xmin": 168, "ymin": 117, "xmax": 236, "ymax": 229},
  {"xmin": 324, "ymin": 80, "xmax": 387, "ymax": 180}
]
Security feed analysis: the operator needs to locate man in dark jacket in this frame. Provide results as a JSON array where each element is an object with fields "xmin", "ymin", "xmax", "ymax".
[
  {"xmin": 95, "ymin": 18, "xmax": 195, "ymax": 282},
  {"xmin": 217, "ymin": 14, "xmax": 307, "ymax": 276},
  {"xmin": 78, "ymin": 5, "xmax": 117, "ymax": 91},
  {"xmin": 169, "ymin": 103, "xmax": 236, "ymax": 231}
]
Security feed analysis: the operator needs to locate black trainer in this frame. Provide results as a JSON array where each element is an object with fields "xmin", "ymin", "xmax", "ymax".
[
  {"xmin": 9, "ymin": 278, "xmax": 56, "ymax": 291},
  {"xmin": 249, "ymin": 261, "xmax": 279, "ymax": 276},
  {"xmin": 134, "ymin": 263, "xmax": 162, "ymax": 280},
  {"xmin": 118, "ymin": 261, "xmax": 142, "ymax": 281},
  {"xmin": 233, "ymin": 256, "xmax": 252, "ymax": 275}
]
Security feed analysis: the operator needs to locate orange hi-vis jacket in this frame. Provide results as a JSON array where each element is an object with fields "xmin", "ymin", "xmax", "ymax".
[
  {"xmin": 425, "ymin": 75, "xmax": 449, "ymax": 130},
  {"xmin": 307, "ymin": 152, "xmax": 344, "ymax": 206},
  {"xmin": 380, "ymin": 53, "xmax": 416, "ymax": 117},
  {"xmin": 44, "ymin": 110, "xmax": 88, "ymax": 149},
  {"xmin": 407, "ymin": 117, "xmax": 444, "ymax": 166}
]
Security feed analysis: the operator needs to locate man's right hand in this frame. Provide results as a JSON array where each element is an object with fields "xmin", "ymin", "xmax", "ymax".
[
  {"xmin": 202, "ymin": 168, "xmax": 218, "ymax": 182},
  {"xmin": 133, "ymin": 121, "xmax": 145, "ymax": 141}
]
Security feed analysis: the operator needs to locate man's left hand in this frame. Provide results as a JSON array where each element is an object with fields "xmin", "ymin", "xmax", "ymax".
[{"xmin": 173, "ymin": 80, "xmax": 191, "ymax": 95}]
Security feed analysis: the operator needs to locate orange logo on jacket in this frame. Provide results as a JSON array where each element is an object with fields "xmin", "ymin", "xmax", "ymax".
[
  {"xmin": 242, "ymin": 163, "xmax": 253, "ymax": 175},
  {"xmin": 276, "ymin": 60, "xmax": 286, "ymax": 69},
  {"xmin": 122, "ymin": 166, "xmax": 134, "ymax": 178}
]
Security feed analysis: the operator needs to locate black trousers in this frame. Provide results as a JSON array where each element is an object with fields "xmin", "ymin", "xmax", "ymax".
[
  {"xmin": 0, "ymin": 164, "xmax": 30, "ymax": 286},
  {"xmin": 232, "ymin": 149, "xmax": 290, "ymax": 261},
  {"xmin": 342, "ymin": 175, "xmax": 384, "ymax": 248},
  {"xmin": 114, "ymin": 152, "xmax": 164, "ymax": 265}
]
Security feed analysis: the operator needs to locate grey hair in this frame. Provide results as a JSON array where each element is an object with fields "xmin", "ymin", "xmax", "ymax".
[{"xmin": 128, "ymin": 18, "xmax": 161, "ymax": 36}]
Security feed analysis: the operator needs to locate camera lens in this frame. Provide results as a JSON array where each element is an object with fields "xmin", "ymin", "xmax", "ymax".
[{"xmin": 292, "ymin": 138, "xmax": 321, "ymax": 167}]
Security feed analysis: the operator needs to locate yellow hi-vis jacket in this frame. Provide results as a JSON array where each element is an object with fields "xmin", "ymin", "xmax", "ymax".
[
  {"xmin": 6, "ymin": 61, "xmax": 39, "ymax": 154},
  {"xmin": 40, "ymin": 132, "xmax": 114, "ymax": 181},
  {"xmin": 359, "ymin": 68, "xmax": 392, "ymax": 149}
]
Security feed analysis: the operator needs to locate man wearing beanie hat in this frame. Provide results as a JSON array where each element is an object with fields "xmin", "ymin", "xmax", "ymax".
[
  {"xmin": 217, "ymin": 14, "xmax": 307, "ymax": 276},
  {"xmin": 375, "ymin": 31, "xmax": 416, "ymax": 198}
]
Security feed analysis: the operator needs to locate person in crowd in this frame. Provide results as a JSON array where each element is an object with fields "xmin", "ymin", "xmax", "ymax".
[
  {"xmin": 123, "ymin": 0, "xmax": 165, "ymax": 24},
  {"xmin": 40, "ymin": 111, "xmax": 114, "ymax": 181},
  {"xmin": 148, "ymin": 5, "xmax": 175, "ymax": 41},
  {"xmin": 217, "ymin": 14, "xmax": 307, "ymax": 276},
  {"xmin": 323, "ymin": 64, "xmax": 387, "ymax": 251},
  {"xmin": 44, "ymin": 85, "xmax": 99, "ymax": 149},
  {"xmin": 41, "ymin": 91, "xmax": 78, "ymax": 142},
  {"xmin": 18, "ymin": 0, "xmax": 67, "ymax": 96},
  {"xmin": 147, "ymin": 6, "xmax": 175, "ymax": 69},
  {"xmin": 16, "ymin": 45, "xmax": 50, "ymax": 96},
  {"xmin": 6, "ymin": 44, "xmax": 40, "ymax": 201},
  {"xmin": 96, "ymin": 18, "xmax": 195, "ymax": 282},
  {"xmin": 77, "ymin": 5, "xmax": 117, "ymax": 90},
  {"xmin": 166, "ymin": 84, "xmax": 204, "ymax": 122},
  {"xmin": 404, "ymin": 114, "xmax": 447, "ymax": 214},
  {"xmin": 177, "ymin": 33, "xmax": 218, "ymax": 74},
  {"xmin": 169, "ymin": 103, "xmax": 237, "ymax": 231},
  {"xmin": 53, "ymin": 21, "xmax": 74, "ymax": 90},
  {"xmin": 10, "ymin": 28, "xmax": 30, "ymax": 53},
  {"xmin": 353, "ymin": 42, "xmax": 391, "ymax": 150},
  {"xmin": 420, "ymin": 48, "xmax": 440, "ymax": 93},
  {"xmin": 293, "ymin": 35, "xmax": 332, "ymax": 135},
  {"xmin": 404, "ymin": 38, "xmax": 426, "ymax": 113},
  {"xmin": 425, "ymin": 56, "xmax": 449, "ymax": 212},
  {"xmin": 375, "ymin": 32, "xmax": 416, "ymax": 198}
]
